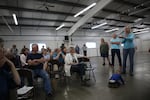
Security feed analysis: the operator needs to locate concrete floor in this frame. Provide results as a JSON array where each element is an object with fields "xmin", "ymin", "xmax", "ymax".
[{"xmin": 34, "ymin": 52, "xmax": 150, "ymax": 100}]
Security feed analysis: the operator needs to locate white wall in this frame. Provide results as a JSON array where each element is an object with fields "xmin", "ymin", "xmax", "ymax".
[{"xmin": 1, "ymin": 27, "xmax": 150, "ymax": 56}]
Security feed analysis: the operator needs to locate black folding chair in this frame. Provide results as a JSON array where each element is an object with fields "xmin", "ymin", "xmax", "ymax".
[
  {"xmin": 17, "ymin": 68, "xmax": 34, "ymax": 100},
  {"xmin": 78, "ymin": 57, "xmax": 96, "ymax": 82}
]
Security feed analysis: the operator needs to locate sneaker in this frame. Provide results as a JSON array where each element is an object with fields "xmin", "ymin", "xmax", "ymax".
[
  {"xmin": 47, "ymin": 93, "xmax": 53, "ymax": 97},
  {"xmin": 109, "ymin": 63, "xmax": 112, "ymax": 66},
  {"xmin": 102, "ymin": 63, "xmax": 105, "ymax": 66},
  {"xmin": 121, "ymin": 72, "xmax": 126, "ymax": 74},
  {"xmin": 130, "ymin": 73, "xmax": 134, "ymax": 76}
]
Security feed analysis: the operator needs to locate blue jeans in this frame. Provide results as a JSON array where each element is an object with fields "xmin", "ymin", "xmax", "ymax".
[
  {"xmin": 123, "ymin": 48, "xmax": 135, "ymax": 74},
  {"xmin": 33, "ymin": 69, "xmax": 52, "ymax": 94}
]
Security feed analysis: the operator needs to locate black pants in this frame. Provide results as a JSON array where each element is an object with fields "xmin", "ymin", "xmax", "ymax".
[
  {"xmin": 83, "ymin": 51, "xmax": 87, "ymax": 56},
  {"xmin": 70, "ymin": 63, "xmax": 86, "ymax": 80},
  {"xmin": 111, "ymin": 49, "xmax": 122, "ymax": 66}
]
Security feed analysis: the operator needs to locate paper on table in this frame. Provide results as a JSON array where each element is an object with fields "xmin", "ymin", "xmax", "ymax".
[{"xmin": 17, "ymin": 86, "xmax": 33, "ymax": 95}]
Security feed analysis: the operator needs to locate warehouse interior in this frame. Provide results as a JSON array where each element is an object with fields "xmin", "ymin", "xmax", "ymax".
[{"xmin": 0, "ymin": 0, "xmax": 150, "ymax": 100}]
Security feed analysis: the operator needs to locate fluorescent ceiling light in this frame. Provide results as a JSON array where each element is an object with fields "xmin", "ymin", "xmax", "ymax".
[
  {"xmin": 135, "ymin": 24, "xmax": 146, "ymax": 28},
  {"xmin": 133, "ymin": 28, "xmax": 150, "ymax": 32},
  {"xmin": 74, "ymin": 3, "xmax": 96, "ymax": 17},
  {"xmin": 91, "ymin": 22, "xmax": 107, "ymax": 29},
  {"xmin": 134, "ymin": 30, "xmax": 149, "ymax": 35},
  {"xmin": 105, "ymin": 28, "xmax": 119, "ymax": 33},
  {"xmin": 12, "ymin": 13, "xmax": 18, "ymax": 25},
  {"xmin": 134, "ymin": 18, "xmax": 143, "ymax": 23},
  {"xmin": 56, "ymin": 24, "xmax": 65, "ymax": 30}
]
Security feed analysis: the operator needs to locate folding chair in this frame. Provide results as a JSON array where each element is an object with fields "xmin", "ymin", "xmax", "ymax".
[
  {"xmin": 78, "ymin": 57, "xmax": 96, "ymax": 82},
  {"xmin": 17, "ymin": 68, "xmax": 34, "ymax": 100},
  {"xmin": 49, "ymin": 60, "xmax": 63, "ymax": 79}
]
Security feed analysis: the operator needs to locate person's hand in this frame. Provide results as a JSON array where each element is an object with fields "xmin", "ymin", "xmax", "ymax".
[
  {"xmin": 0, "ymin": 57, "xmax": 7, "ymax": 68},
  {"xmin": 70, "ymin": 62, "xmax": 78, "ymax": 65},
  {"xmin": 119, "ymin": 36, "xmax": 124, "ymax": 38},
  {"xmin": 33, "ymin": 59, "xmax": 38, "ymax": 62}
]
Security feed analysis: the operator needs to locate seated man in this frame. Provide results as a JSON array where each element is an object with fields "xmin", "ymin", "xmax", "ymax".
[
  {"xmin": 65, "ymin": 47, "xmax": 87, "ymax": 83},
  {"xmin": 27, "ymin": 44, "xmax": 53, "ymax": 96},
  {"xmin": 0, "ymin": 38, "xmax": 20, "ymax": 100},
  {"xmin": 108, "ymin": 70, "xmax": 124, "ymax": 88}
]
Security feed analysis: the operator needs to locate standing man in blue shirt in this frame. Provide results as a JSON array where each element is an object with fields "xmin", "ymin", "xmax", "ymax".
[
  {"xmin": 110, "ymin": 33, "xmax": 122, "ymax": 71},
  {"xmin": 119, "ymin": 26, "xmax": 135, "ymax": 76}
]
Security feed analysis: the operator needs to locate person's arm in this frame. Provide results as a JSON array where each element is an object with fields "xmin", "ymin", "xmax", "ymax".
[
  {"xmin": 100, "ymin": 45, "xmax": 102, "ymax": 53},
  {"xmin": 27, "ymin": 55, "xmax": 39, "ymax": 66},
  {"xmin": 106, "ymin": 42, "xmax": 110, "ymax": 50},
  {"xmin": 111, "ymin": 42, "xmax": 120, "ymax": 44},
  {"xmin": 53, "ymin": 53, "xmax": 61, "ymax": 60},
  {"xmin": 34, "ymin": 57, "xmax": 45, "ymax": 63},
  {"xmin": 5, "ymin": 57, "xmax": 20, "ymax": 85},
  {"xmin": 119, "ymin": 75, "xmax": 125, "ymax": 85},
  {"xmin": 124, "ymin": 34, "xmax": 134, "ymax": 41}
]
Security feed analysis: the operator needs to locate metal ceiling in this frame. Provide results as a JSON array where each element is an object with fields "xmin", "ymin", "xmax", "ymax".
[{"xmin": 0, "ymin": 0, "xmax": 150, "ymax": 35}]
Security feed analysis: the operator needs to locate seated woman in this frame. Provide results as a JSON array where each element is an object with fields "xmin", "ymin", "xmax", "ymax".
[
  {"xmin": 42, "ymin": 49, "xmax": 51, "ymax": 70},
  {"xmin": 65, "ymin": 47, "xmax": 87, "ymax": 83},
  {"xmin": 20, "ymin": 48, "xmax": 29, "ymax": 68}
]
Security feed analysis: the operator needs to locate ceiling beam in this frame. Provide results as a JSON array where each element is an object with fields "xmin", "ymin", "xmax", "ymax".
[
  {"xmin": 4, "ymin": 16, "xmax": 76, "ymax": 23},
  {"xmin": 114, "ymin": 0, "xmax": 150, "ymax": 9},
  {"xmin": 67, "ymin": 0, "xmax": 112, "ymax": 36},
  {"xmin": 0, "ymin": 5, "xmax": 74, "ymax": 16},
  {"xmin": 0, "ymin": 5, "xmax": 134, "ymax": 24},
  {"xmin": 102, "ymin": 8, "xmax": 145, "ymax": 18},
  {"xmin": 3, "ymin": 16, "xmax": 129, "ymax": 28},
  {"xmin": 37, "ymin": 0, "xmax": 87, "ymax": 8},
  {"xmin": 4, "ymin": 15, "xmax": 133, "ymax": 25},
  {"xmin": 38, "ymin": 0, "xmax": 145, "ymax": 18},
  {"xmin": 0, "ymin": 23, "xmax": 70, "ymax": 28}
]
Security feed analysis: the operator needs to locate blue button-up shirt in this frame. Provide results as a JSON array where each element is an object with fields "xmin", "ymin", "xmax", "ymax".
[{"xmin": 122, "ymin": 33, "xmax": 135, "ymax": 49}]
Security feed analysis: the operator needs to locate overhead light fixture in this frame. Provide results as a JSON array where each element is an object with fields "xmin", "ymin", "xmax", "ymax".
[
  {"xmin": 133, "ymin": 28, "xmax": 150, "ymax": 32},
  {"xmin": 74, "ymin": 3, "xmax": 96, "ymax": 17},
  {"xmin": 105, "ymin": 28, "xmax": 119, "ymax": 33},
  {"xmin": 134, "ymin": 18, "xmax": 143, "ymax": 23},
  {"xmin": 134, "ymin": 30, "xmax": 149, "ymax": 35},
  {"xmin": 56, "ymin": 24, "xmax": 65, "ymax": 30},
  {"xmin": 12, "ymin": 13, "xmax": 18, "ymax": 25},
  {"xmin": 91, "ymin": 22, "xmax": 107, "ymax": 29}
]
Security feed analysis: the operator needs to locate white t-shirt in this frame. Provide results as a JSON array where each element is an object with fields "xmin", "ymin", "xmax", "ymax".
[{"xmin": 20, "ymin": 54, "xmax": 28, "ymax": 67}]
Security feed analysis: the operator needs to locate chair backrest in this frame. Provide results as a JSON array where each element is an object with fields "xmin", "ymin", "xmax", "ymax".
[
  {"xmin": 78, "ymin": 57, "xmax": 90, "ymax": 63},
  {"xmin": 15, "ymin": 55, "xmax": 22, "ymax": 68},
  {"xmin": 50, "ymin": 59, "xmax": 60, "ymax": 65},
  {"xmin": 17, "ymin": 68, "xmax": 33, "ymax": 86}
]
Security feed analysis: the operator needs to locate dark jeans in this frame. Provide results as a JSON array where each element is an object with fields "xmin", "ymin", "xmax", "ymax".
[
  {"xmin": 83, "ymin": 51, "xmax": 87, "ymax": 56},
  {"xmin": 111, "ymin": 49, "xmax": 122, "ymax": 66},
  {"xmin": 123, "ymin": 48, "xmax": 135, "ymax": 74},
  {"xmin": 70, "ymin": 63, "xmax": 86, "ymax": 80}
]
